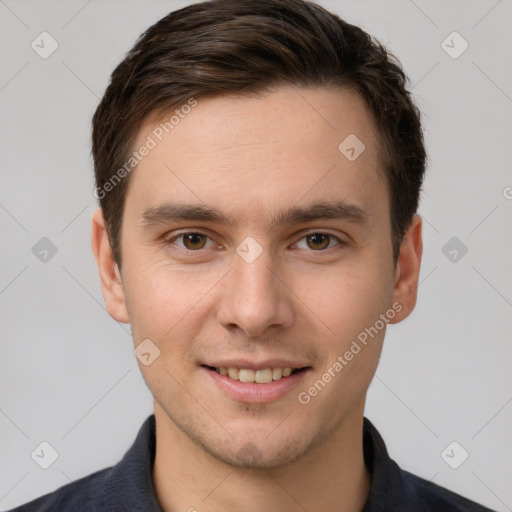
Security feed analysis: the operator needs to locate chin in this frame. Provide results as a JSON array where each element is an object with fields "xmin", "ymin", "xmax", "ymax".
[{"xmin": 208, "ymin": 439, "xmax": 309, "ymax": 469}]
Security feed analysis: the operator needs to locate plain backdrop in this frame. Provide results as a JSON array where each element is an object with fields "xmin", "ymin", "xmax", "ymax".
[{"xmin": 0, "ymin": 0, "xmax": 511, "ymax": 510}]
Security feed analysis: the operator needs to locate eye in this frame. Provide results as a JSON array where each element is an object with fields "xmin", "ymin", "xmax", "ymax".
[
  {"xmin": 294, "ymin": 233, "xmax": 343, "ymax": 251},
  {"xmin": 166, "ymin": 232, "xmax": 215, "ymax": 251}
]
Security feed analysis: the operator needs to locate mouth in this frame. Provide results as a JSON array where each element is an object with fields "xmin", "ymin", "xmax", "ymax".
[{"xmin": 201, "ymin": 365, "xmax": 310, "ymax": 384}]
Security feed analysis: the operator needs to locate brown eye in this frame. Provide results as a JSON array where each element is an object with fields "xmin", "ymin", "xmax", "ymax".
[
  {"xmin": 306, "ymin": 233, "xmax": 331, "ymax": 250},
  {"xmin": 182, "ymin": 233, "xmax": 207, "ymax": 250}
]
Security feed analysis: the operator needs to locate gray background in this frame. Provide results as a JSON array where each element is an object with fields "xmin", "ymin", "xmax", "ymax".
[{"xmin": 1, "ymin": 0, "xmax": 511, "ymax": 510}]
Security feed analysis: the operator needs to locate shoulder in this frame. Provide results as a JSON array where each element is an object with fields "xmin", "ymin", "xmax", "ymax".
[
  {"xmin": 402, "ymin": 470, "xmax": 496, "ymax": 512},
  {"xmin": 6, "ymin": 415, "xmax": 159, "ymax": 512},
  {"xmin": 362, "ymin": 417, "xmax": 496, "ymax": 511},
  {"xmin": 6, "ymin": 466, "xmax": 113, "ymax": 512}
]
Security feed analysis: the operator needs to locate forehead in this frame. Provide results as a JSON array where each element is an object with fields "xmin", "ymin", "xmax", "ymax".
[{"xmin": 125, "ymin": 85, "xmax": 387, "ymax": 224}]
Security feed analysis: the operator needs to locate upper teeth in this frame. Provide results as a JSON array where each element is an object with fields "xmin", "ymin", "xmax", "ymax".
[{"xmin": 216, "ymin": 367, "xmax": 294, "ymax": 383}]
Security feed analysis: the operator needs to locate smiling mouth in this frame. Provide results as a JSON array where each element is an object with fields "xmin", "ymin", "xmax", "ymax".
[{"xmin": 202, "ymin": 365, "xmax": 309, "ymax": 383}]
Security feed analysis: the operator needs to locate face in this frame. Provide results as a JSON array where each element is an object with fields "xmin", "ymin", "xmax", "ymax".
[{"xmin": 93, "ymin": 85, "xmax": 422, "ymax": 469}]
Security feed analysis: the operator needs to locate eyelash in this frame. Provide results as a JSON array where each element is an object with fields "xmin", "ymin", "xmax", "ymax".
[{"xmin": 162, "ymin": 231, "xmax": 346, "ymax": 254}]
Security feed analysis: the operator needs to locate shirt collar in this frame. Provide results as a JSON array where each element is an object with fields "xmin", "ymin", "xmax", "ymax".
[
  {"xmin": 92, "ymin": 414, "xmax": 163, "ymax": 511},
  {"xmin": 362, "ymin": 417, "xmax": 414, "ymax": 511}
]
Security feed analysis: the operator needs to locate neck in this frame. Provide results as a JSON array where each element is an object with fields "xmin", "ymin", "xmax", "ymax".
[{"xmin": 152, "ymin": 402, "xmax": 371, "ymax": 512}]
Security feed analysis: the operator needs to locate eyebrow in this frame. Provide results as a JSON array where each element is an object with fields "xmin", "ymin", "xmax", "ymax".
[{"xmin": 140, "ymin": 200, "xmax": 369, "ymax": 231}]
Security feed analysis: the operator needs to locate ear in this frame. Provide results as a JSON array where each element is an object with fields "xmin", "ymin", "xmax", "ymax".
[
  {"xmin": 389, "ymin": 214, "xmax": 423, "ymax": 324},
  {"xmin": 91, "ymin": 208, "xmax": 130, "ymax": 323}
]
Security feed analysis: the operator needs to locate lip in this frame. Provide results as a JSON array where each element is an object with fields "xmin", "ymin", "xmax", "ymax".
[
  {"xmin": 202, "ymin": 365, "xmax": 311, "ymax": 403},
  {"xmin": 202, "ymin": 359, "xmax": 310, "ymax": 370}
]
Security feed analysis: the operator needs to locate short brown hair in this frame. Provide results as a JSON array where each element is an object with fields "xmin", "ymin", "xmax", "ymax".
[{"xmin": 92, "ymin": 0, "xmax": 426, "ymax": 267}]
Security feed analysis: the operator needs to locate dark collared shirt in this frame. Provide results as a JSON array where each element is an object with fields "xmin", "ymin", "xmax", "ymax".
[{"xmin": 8, "ymin": 415, "xmax": 495, "ymax": 511}]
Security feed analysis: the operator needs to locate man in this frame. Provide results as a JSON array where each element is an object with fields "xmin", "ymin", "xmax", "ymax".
[{"xmin": 8, "ymin": 0, "xmax": 495, "ymax": 510}]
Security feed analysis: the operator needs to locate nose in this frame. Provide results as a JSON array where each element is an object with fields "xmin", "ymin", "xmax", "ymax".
[{"xmin": 216, "ymin": 242, "xmax": 294, "ymax": 338}]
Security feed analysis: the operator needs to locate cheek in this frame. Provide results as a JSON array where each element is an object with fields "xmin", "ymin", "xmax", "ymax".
[
  {"xmin": 122, "ymin": 255, "xmax": 219, "ymax": 343},
  {"xmin": 297, "ymin": 265, "xmax": 391, "ymax": 412},
  {"xmin": 293, "ymin": 259, "xmax": 393, "ymax": 339}
]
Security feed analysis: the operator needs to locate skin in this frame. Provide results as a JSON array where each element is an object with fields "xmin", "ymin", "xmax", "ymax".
[{"xmin": 92, "ymin": 85, "xmax": 422, "ymax": 512}]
